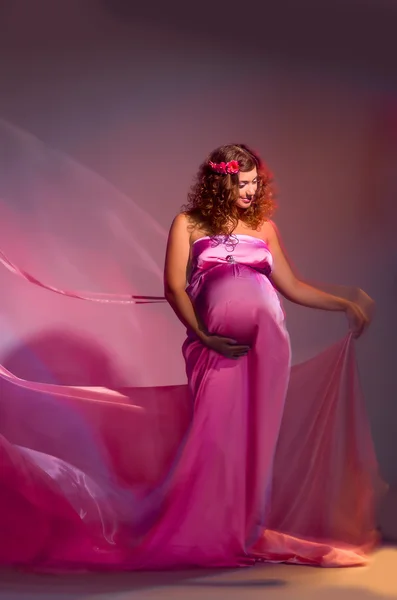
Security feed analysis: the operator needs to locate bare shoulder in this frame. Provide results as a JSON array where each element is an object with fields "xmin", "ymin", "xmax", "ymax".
[
  {"xmin": 171, "ymin": 212, "xmax": 199, "ymax": 231},
  {"xmin": 168, "ymin": 212, "xmax": 190, "ymax": 240},
  {"xmin": 171, "ymin": 212, "xmax": 189, "ymax": 229},
  {"xmin": 258, "ymin": 219, "xmax": 279, "ymax": 244},
  {"xmin": 171, "ymin": 212, "xmax": 206, "ymax": 245}
]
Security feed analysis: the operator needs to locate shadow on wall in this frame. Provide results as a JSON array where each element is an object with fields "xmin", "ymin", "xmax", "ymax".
[
  {"xmin": 1, "ymin": 329, "xmax": 130, "ymax": 387},
  {"xmin": 0, "ymin": 330, "xmax": 133, "ymax": 475}
]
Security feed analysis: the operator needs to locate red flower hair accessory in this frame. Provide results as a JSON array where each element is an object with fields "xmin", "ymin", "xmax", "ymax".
[{"xmin": 209, "ymin": 160, "xmax": 240, "ymax": 175}]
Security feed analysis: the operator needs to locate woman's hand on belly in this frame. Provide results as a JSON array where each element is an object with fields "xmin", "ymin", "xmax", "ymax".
[{"xmin": 200, "ymin": 333, "xmax": 250, "ymax": 359}]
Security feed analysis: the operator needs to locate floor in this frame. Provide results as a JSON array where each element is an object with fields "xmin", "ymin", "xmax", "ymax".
[{"xmin": 0, "ymin": 545, "xmax": 396, "ymax": 600}]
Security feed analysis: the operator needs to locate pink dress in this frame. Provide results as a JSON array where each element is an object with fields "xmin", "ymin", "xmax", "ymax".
[{"xmin": 0, "ymin": 234, "xmax": 380, "ymax": 570}]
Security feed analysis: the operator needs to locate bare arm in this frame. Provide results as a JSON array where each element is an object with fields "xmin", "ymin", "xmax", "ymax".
[
  {"xmin": 266, "ymin": 221, "xmax": 350, "ymax": 312},
  {"xmin": 266, "ymin": 223, "xmax": 369, "ymax": 337},
  {"xmin": 163, "ymin": 213, "xmax": 207, "ymax": 339}
]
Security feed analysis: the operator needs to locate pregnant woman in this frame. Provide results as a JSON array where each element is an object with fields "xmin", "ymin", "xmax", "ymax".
[{"xmin": 150, "ymin": 142, "xmax": 373, "ymax": 568}]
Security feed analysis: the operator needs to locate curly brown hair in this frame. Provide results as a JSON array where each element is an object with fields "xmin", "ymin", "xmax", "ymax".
[{"xmin": 183, "ymin": 143, "xmax": 276, "ymax": 236}]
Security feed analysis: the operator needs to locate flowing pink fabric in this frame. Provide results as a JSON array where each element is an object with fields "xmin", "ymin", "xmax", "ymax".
[{"xmin": 0, "ymin": 234, "xmax": 381, "ymax": 570}]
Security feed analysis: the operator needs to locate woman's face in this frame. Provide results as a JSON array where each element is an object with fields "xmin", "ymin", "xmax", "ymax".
[{"xmin": 236, "ymin": 168, "xmax": 258, "ymax": 209}]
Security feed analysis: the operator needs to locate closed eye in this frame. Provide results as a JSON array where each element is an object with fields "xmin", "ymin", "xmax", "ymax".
[{"xmin": 239, "ymin": 178, "xmax": 258, "ymax": 188}]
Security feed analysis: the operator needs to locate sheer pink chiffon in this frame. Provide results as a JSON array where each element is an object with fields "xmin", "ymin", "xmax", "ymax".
[{"xmin": 0, "ymin": 234, "xmax": 381, "ymax": 570}]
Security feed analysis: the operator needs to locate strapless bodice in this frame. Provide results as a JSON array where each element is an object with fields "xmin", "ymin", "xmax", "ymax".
[{"xmin": 190, "ymin": 234, "xmax": 273, "ymax": 281}]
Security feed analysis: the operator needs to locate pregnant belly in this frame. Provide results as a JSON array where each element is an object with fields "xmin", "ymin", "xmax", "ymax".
[{"xmin": 191, "ymin": 264, "xmax": 285, "ymax": 345}]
